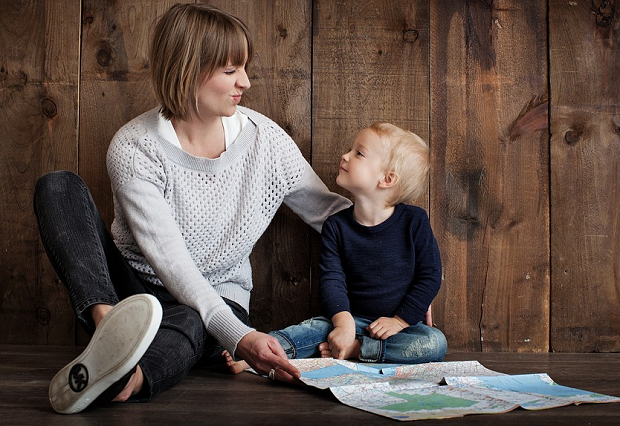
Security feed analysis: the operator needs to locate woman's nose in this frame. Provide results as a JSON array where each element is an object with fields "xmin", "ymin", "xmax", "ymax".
[{"xmin": 237, "ymin": 69, "xmax": 251, "ymax": 89}]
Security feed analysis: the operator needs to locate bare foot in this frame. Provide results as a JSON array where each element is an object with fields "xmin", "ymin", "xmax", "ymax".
[
  {"xmin": 90, "ymin": 303, "xmax": 114, "ymax": 328},
  {"xmin": 112, "ymin": 365, "xmax": 144, "ymax": 402},
  {"xmin": 318, "ymin": 342, "xmax": 333, "ymax": 358},
  {"xmin": 222, "ymin": 350, "xmax": 250, "ymax": 374},
  {"xmin": 318, "ymin": 340, "xmax": 361, "ymax": 360}
]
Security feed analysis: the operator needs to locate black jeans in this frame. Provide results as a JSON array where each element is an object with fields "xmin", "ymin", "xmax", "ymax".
[{"xmin": 33, "ymin": 171, "xmax": 250, "ymax": 400}]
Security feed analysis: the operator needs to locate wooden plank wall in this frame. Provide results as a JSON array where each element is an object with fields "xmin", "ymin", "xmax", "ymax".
[
  {"xmin": 0, "ymin": 0, "xmax": 618, "ymax": 353},
  {"xmin": 549, "ymin": 0, "xmax": 620, "ymax": 352},
  {"xmin": 430, "ymin": 1, "xmax": 551, "ymax": 352}
]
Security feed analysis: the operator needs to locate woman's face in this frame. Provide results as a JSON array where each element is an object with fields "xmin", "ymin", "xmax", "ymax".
[{"xmin": 195, "ymin": 62, "xmax": 251, "ymax": 119}]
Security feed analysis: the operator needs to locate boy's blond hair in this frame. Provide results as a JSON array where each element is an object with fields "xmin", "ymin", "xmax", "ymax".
[
  {"xmin": 150, "ymin": 3, "xmax": 253, "ymax": 120},
  {"xmin": 370, "ymin": 122, "xmax": 430, "ymax": 206}
]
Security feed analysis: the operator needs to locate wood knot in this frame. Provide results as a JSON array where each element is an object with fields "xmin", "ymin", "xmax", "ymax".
[
  {"xmin": 96, "ymin": 40, "xmax": 113, "ymax": 66},
  {"xmin": 36, "ymin": 308, "xmax": 51, "ymax": 325},
  {"xmin": 18, "ymin": 70, "xmax": 28, "ymax": 86},
  {"xmin": 287, "ymin": 275, "xmax": 301, "ymax": 287},
  {"xmin": 83, "ymin": 12, "xmax": 94, "ymax": 25},
  {"xmin": 403, "ymin": 29, "xmax": 419, "ymax": 43},
  {"xmin": 277, "ymin": 25, "xmax": 288, "ymax": 38},
  {"xmin": 41, "ymin": 98, "xmax": 58, "ymax": 119},
  {"xmin": 591, "ymin": 0, "xmax": 615, "ymax": 27},
  {"xmin": 564, "ymin": 129, "xmax": 580, "ymax": 145}
]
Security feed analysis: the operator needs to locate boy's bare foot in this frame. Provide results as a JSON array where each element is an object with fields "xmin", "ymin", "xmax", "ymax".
[
  {"xmin": 318, "ymin": 340, "xmax": 361, "ymax": 360},
  {"xmin": 222, "ymin": 350, "xmax": 250, "ymax": 374},
  {"xmin": 318, "ymin": 342, "xmax": 332, "ymax": 358}
]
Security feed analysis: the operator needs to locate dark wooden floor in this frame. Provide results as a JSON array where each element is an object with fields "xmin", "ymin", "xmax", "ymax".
[{"xmin": 1, "ymin": 345, "xmax": 619, "ymax": 425}]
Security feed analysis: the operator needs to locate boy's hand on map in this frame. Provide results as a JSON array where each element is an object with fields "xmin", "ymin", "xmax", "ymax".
[
  {"xmin": 327, "ymin": 326, "xmax": 357, "ymax": 359},
  {"xmin": 367, "ymin": 316, "xmax": 409, "ymax": 340},
  {"xmin": 322, "ymin": 312, "xmax": 360, "ymax": 359}
]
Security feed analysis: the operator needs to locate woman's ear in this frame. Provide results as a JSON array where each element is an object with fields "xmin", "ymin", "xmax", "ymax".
[{"xmin": 379, "ymin": 171, "xmax": 398, "ymax": 188}]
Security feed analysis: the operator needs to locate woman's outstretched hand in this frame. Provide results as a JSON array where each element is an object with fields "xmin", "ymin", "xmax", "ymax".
[{"xmin": 235, "ymin": 331, "xmax": 301, "ymax": 383}]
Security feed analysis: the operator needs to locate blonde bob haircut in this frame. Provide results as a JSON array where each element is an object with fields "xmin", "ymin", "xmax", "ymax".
[
  {"xmin": 150, "ymin": 3, "xmax": 253, "ymax": 120},
  {"xmin": 370, "ymin": 122, "xmax": 430, "ymax": 206}
]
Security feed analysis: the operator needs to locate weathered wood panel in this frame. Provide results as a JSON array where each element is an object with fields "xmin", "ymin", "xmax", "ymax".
[
  {"xmin": 311, "ymin": 0, "xmax": 431, "ymax": 312},
  {"xmin": 430, "ymin": 0, "xmax": 550, "ymax": 352},
  {"xmin": 549, "ymin": 0, "xmax": 620, "ymax": 352},
  {"xmin": 209, "ymin": 0, "xmax": 314, "ymax": 331},
  {"xmin": 0, "ymin": 0, "xmax": 80, "ymax": 344},
  {"xmin": 80, "ymin": 0, "xmax": 173, "ymax": 225}
]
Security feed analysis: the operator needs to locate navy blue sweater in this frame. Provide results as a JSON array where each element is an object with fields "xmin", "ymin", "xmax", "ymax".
[{"xmin": 319, "ymin": 204, "xmax": 442, "ymax": 325}]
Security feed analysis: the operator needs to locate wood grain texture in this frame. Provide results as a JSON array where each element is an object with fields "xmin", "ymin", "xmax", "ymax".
[
  {"xmin": 430, "ymin": 0, "xmax": 550, "ymax": 352},
  {"xmin": 0, "ymin": 0, "xmax": 80, "ymax": 344},
  {"xmin": 549, "ymin": 0, "xmax": 620, "ymax": 352}
]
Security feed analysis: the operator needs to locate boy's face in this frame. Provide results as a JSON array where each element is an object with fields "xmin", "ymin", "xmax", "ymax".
[{"xmin": 337, "ymin": 128, "xmax": 390, "ymax": 196}]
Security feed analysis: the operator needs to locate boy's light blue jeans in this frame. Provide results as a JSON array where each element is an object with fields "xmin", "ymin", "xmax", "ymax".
[{"xmin": 270, "ymin": 316, "xmax": 447, "ymax": 364}]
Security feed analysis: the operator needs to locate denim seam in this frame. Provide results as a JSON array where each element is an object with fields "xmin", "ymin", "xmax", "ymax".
[
  {"xmin": 357, "ymin": 335, "xmax": 385, "ymax": 363},
  {"xmin": 80, "ymin": 181, "xmax": 116, "ymax": 302},
  {"xmin": 34, "ymin": 174, "xmax": 119, "ymax": 330},
  {"xmin": 271, "ymin": 331, "xmax": 296, "ymax": 358}
]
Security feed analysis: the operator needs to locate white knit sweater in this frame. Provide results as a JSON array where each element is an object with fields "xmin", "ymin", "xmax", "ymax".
[{"xmin": 107, "ymin": 106, "xmax": 351, "ymax": 355}]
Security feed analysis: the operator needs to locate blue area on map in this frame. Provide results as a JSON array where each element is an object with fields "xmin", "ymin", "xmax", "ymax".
[
  {"xmin": 302, "ymin": 365, "xmax": 384, "ymax": 380},
  {"xmin": 476, "ymin": 375, "xmax": 595, "ymax": 398},
  {"xmin": 357, "ymin": 363, "xmax": 399, "ymax": 376}
]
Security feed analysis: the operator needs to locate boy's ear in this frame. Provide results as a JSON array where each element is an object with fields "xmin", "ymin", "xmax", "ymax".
[{"xmin": 379, "ymin": 171, "xmax": 398, "ymax": 188}]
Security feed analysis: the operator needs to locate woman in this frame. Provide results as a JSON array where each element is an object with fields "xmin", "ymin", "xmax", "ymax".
[{"xmin": 34, "ymin": 3, "xmax": 350, "ymax": 414}]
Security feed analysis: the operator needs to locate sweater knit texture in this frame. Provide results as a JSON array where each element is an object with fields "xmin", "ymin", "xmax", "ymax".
[
  {"xmin": 107, "ymin": 106, "xmax": 351, "ymax": 354},
  {"xmin": 319, "ymin": 204, "xmax": 442, "ymax": 326}
]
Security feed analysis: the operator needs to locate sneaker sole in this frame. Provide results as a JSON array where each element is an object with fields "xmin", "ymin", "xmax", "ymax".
[{"xmin": 49, "ymin": 294, "xmax": 163, "ymax": 414}]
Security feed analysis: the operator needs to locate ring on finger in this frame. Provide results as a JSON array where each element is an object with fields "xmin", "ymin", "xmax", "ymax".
[{"xmin": 269, "ymin": 367, "xmax": 278, "ymax": 381}]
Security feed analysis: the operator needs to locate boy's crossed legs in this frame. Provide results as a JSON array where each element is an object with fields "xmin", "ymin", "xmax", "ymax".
[{"xmin": 224, "ymin": 316, "xmax": 446, "ymax": 374}]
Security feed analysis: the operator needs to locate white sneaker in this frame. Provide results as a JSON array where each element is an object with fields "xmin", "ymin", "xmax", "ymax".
[{"xmin": 49, "ymin": 294, "xmax": 163, "ymax": 414}]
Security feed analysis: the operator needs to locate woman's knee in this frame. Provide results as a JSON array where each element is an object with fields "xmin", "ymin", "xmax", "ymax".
[
  {"xmin": 35, "ymin": 170, "xmax": 82, "ymax": 194},
  {"xmin": 34, "ymin": 171, "xmax": 84, "ymax": 210}
]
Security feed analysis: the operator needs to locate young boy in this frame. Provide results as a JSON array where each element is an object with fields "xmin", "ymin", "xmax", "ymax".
[{"xmin": 226, "ymin": 123, "xmax": 446, "ymax": 374}]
